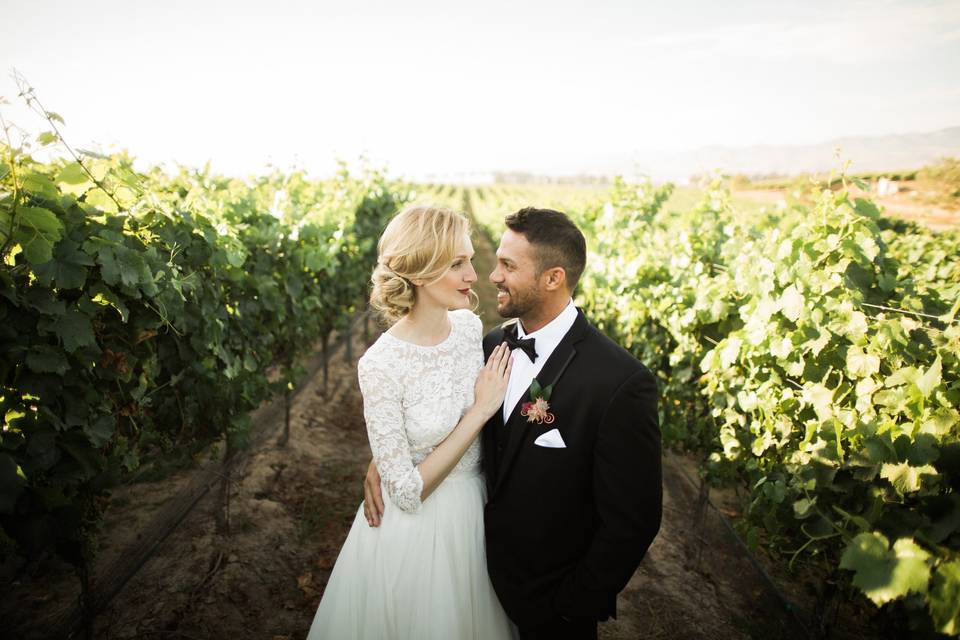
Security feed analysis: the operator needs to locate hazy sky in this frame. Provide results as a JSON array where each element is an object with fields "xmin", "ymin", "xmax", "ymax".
[{"xmin": 1, "ymin": 0, "xmax": 958, "ymax": 179}]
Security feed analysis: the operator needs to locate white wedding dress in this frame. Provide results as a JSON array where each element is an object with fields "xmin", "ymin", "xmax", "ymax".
[{"xmin": 307, "ymin": 309, "xmax": 515, "ymax": 640}]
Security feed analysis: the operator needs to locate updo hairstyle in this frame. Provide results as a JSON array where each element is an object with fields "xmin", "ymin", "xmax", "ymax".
[{"xmin": 369, "ymin": 205, "xmax": 472, "ymax": 325}]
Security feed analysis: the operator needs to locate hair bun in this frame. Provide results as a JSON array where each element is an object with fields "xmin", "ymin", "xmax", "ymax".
[{"xmin": 369, "ymin": 261, "xmax": 415, "ymax": 325}]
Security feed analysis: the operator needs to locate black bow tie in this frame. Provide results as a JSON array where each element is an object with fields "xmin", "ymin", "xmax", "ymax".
[{"xmin": 503, "ymin": 323, "xmax": 537, "ymax": 362}]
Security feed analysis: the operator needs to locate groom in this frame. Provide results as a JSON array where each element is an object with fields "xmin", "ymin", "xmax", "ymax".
[{"xmin": 366, "ymin": 207, "xmax": 662, "ymax": 639}]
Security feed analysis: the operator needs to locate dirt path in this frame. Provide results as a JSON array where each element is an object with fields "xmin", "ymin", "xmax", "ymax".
[{"xmin": 5, "ymin": 224, "xmax": 880, "ymax": 640}]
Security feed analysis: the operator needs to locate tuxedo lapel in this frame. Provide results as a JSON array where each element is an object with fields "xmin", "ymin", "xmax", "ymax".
[{"xmin": 493, "ymin": 310, "xmax": 589, "ymax": 495}]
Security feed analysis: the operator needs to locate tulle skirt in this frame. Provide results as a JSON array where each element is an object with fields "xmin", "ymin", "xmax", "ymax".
[{"xmin": 307, "ymin": 468, "xmax": 516, "ymax": 640}]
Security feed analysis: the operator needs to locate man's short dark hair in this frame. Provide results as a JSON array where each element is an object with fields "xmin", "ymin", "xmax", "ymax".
[{"xmin": 504, "ymin": 207, "xmax": 587, "ymax": 291}]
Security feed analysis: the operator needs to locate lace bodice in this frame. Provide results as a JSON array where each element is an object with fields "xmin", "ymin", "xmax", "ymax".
[{"xmin": 357, "ymin": 309, "xmax": 484, "ymax": 513}]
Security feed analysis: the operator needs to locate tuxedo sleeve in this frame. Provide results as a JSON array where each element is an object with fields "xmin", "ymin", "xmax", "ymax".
[{"xmin": 553, "ymin": 366, "xmax": 662, "ymax": 619}]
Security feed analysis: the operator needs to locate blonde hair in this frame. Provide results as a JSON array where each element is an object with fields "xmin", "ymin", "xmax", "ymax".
[{"xmin": 369, "ymin": 205, "xmax": 475, "ymax": 325}]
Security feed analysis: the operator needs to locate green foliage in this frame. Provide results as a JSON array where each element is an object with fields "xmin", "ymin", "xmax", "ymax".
[
  {"xmin": 0, "ymin": 140, "xmax": 401, "ymax": 568},
  {"xmin": 578, "ymin": 177, "xmax": 960, "ymax": 634},
  {"xmin": 918, "ymin": 157, "xmax": 960, "ymax": 201}
]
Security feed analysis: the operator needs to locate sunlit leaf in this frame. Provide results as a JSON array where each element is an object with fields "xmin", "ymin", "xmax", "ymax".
[
  {"xmin": 880, "ymin": 461, "xmax": 938, "ymax": 495},
  {"xmin": 780, "ymin": 285, "xmax": 804, "ymax": 322},
  {"xmin": 840, "ymin": 533, "xmax": 931, "ymax": 605},
  {"xmin": 846, "ymin": 346, "xmax": 880, "ymax": 378},
  {"xmin": 916, "ymin": 356, "xmax": 942, "ymax": 399},
  {"xmin": 36, "ymin": 131, "xmax": 58, "ymax": 146},
  {"xmin": 84, "ymin": 187, "xmax": 119, "ymax": 213}
]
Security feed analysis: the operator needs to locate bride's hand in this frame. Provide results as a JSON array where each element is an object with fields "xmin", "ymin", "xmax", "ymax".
[
  {"xmin": 472, "ymin": 343, "xmax": 513, "ymax": 420},
  {"xmin": 363, "ymin": 459, "xmax": 384, "ymax": 527}
]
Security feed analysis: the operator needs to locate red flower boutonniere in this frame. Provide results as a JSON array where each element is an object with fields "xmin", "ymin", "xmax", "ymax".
[{"xmin": 520, "ymin": 380, "xmax": 555, "ymax": 424}]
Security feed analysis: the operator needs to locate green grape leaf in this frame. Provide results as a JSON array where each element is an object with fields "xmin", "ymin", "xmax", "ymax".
[
  {"xmin": 21, "ymin": 171, "xmax": 59, "ymax": 200},
  {"xmin": 929, "ymin": 560, "xmax": 960, "ymax": 635},
  {"xmin": 916, "ymin": 356, "xmax": 942, "ymax": 399},
  {"xmin": 840, "ymin": 533, "xmax": 931, "ymax": 605},
  {"xmin": 780, "ymin": 285, "xmax": 804, "ymax": 322},
  {"xmin": 852, "ymin": 198, "xmax": 881, "ymax": 219},
  {"xmin": 32, "ymin": 238, "xmax": 94, "ymax": 289},
  {"xmin": 97, "ymin": 247, "xmax": 120, "ymax": 286},
  {"xmin": 806, "ymin": 330, "xmax": 831, "ymax": 357},
  {"xmin": 859, "ymin": 235, "xmax": 880, "ymax": 261},
  {"xmin": 886, "ymin": 366, "xmax": 918, "ymax": 387},
  {"xmin": 880, "ymin": 461, "xmax": 938, "ymax": 495},
  {"xmin": 113, "ymin": 185, "xmax": 139, "ymax": 209},
  {"xmin": 57, "ymin": 161, "xmax": 95, "ymax": 197},
  {"xmin": 720, "ymin": 336, "xmax": 741, "ymax": 368},
  {"xmin": 793, "ymin": 497, "xmax": 816, "ymax": 519},
  {"xmin": 83, "ymin": 414, "xmax": 115, "ymax": 448},
  {"xmin": 874, "ymin": 386, "xmax": 910, "ymax": 415},
  {"xmin": 37, "ymin": 131, "xmax": 59, "ymax": 146},
  {"xmin": 116, "ymin": 247, "xmax": 147, "ymax": 288},
  {"xmin": 25, "ymin": 287, "xmax": 66, "ymax": 316},
  {"xmin": 921, "ymin": 407, "xmax": 959, "ymax": 437},
  {"xmin": 57, "ymin": 161, "xmax": 88, "ymax": 184},
  {"xmin": 50, "ymin": 307, "xmax": 96, "ymax": 353},
  {"xmin": 84, "ymin": 188, "xmax": 119, "ymax": 214},
  {"xmin": 803, "ymin": 383, "xmax": 834, "ymax": 422},
  {"xmin": 13, "ymin": 206, "xmax": 63, "ymax": 265},
  {"xmin": 843, "ymin": 310, "xmax": 869, "ymax": 342},
  {"xmin": 26, "ymin": 345, "xmax": 69, "ymax": 375},
  {"xmin": 846, "ymin": 346, "xmax": 880, "ymax": 378}
]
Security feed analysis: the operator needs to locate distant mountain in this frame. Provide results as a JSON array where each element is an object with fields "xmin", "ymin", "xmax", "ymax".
[{"xmin": 599, "ymin": 126, "xmax": 960, "ymax": 182}]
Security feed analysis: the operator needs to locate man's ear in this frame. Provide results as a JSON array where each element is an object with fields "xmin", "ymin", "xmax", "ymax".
[{"xmin": 542, "ymin": 267, "xmax": 567, "ymax": 292}]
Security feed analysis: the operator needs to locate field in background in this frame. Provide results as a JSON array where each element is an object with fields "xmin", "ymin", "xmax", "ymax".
[{"xmin": 407, "ymin": 175, "xmax": 958, "ymax": 242}]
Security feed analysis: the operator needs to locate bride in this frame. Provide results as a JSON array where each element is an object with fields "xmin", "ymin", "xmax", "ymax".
[{"xmin": 307, "ymin": 205, "xmax": 515, "ymax": 639}]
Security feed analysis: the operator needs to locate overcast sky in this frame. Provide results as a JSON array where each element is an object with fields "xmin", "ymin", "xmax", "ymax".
[{"xmin": 1, "ymin": 0, "xmax": 958, "ymax": 180}]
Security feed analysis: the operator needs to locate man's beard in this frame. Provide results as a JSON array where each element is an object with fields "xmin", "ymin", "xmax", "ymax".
[{"xmin": 496, "ymin": 285, "xmax": 541, "ymax": 319}]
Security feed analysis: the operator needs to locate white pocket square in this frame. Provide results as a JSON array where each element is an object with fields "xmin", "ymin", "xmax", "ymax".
[{"xmin": 534, "ymin": 428, "xmax": 566, "ymax": 448}]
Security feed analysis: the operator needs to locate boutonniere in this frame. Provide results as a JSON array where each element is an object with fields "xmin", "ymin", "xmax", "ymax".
[{"xmin": 520, "ymin": 380, "xmax": 555, "ymax": 424}]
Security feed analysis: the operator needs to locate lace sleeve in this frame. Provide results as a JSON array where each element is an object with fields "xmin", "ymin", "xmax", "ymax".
[{"xmin": 357, "ymin": 353, "xmax": 424, "ymax": 513}]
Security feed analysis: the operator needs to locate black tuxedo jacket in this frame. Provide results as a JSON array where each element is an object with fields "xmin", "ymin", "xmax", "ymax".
[{"xmin": 481, "ymin": 308, "xmax": 662, "ymax": 628}]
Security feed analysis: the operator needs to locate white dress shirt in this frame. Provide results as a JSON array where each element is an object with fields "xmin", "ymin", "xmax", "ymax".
[{"xmin": 502, "ymin": 298, "xmax": 578, "ymax": 423}]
